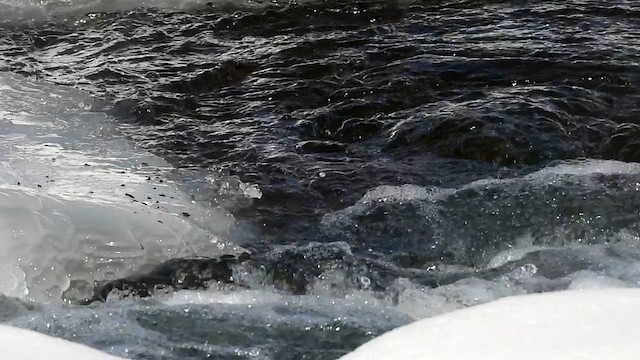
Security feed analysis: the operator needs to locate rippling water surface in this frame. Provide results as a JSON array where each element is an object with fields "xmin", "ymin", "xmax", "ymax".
[{"xmin": 1, "ymin": 0, "xmax": 640, "ymax": 358}]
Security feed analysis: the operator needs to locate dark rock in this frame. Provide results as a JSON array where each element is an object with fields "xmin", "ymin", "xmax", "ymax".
[
  {"xmin": 261, "ymin": 242, "xmax": 353, "ymax": 294},
  {"xmin": 83, "ymin": 253, "xmax": 250, "ymax": 304},
  {"xmin": 81, "ymin": 242, "xmax": 358, "ymax": 303},
  {"xmin": 295, "ymin": 140, "xmax": 347, "ymax": 154}
]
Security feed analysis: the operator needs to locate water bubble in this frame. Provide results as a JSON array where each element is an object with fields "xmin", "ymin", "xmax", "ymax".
[
  {"xmin": 498, "ymin": 263, "xmax": 538, "ymax": 282},
  {"xmin": 359, "ymin": 276, "xmax": 371, "ymax": 289},
  {"xmin": 241, "ymin": 183, "xmax": 262, "ymax": 199},
  {"xmin": 249, "ymin": 348, "xmax": 261, "ymax": 357}
]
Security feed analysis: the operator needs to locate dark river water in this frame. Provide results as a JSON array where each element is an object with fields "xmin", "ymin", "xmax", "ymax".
[{"xmin": 1, "ymin": 0, "xmax": 639, "ymax": 359}]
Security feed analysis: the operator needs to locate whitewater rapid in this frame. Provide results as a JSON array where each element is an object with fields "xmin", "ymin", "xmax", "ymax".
[
  {"xmin": 1, "ymin": 0, "xmax": 639, "ymax": 358},
  {"xmin": 4, "ymin": 69, "xmax": 640, "ymax": 356},
  {"xmin": 3, "ymin": 67, "xmax": 640, "ymax": 358}
]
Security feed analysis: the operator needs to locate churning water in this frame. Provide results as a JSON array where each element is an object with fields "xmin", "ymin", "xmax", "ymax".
[{"xmin": 0, "ymin": 0, "xmax": 639, "ymax": 358}]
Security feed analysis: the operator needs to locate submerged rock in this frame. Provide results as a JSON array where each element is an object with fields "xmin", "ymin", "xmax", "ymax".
[
  {"xmin": 82, "ymin": 242, "xmax": 356, "ymax": 303},
  {"xmin": 83, "ymin": 253, "xmax": 250, "ymax": 304}
]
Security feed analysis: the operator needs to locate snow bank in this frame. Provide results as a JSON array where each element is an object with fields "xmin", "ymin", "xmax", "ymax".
[
  {"xmin": 0, "ymin": 325, "xmax": 123, "ymax": 359},
  {"xmin": 340, "ymin": 289, "xmax": 640, "ymax": 360}
]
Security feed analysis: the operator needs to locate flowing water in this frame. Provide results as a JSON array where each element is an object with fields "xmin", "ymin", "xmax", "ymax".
[{"xmin": 0, "ymin": 0, "xmax": 639, "ymax": 358}]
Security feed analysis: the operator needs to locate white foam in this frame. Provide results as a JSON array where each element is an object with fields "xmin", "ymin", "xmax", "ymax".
[
  {"xmin": 485, "ymin": 233, "xmax": 547, "ymax": 269},
  {"xmin": 388, "ymin": 277, "xmax": 528, "ymax": 320},
  {"xmin": 321, "ymin": 184, "xmax": 448, "ymax": 228},
  {"xmin": 157, "ymin": 286, "xmax": 411, "ymax": 331},
  {"xmin": 340, "ymin": 289, "xmax": 640, "ymax": 360},
  {"xmin": 0, "ymin": 72, "xmax": 238, "ymax": 301},
  {"xmin": 324, "ymin": 157, "xmax": 640, "ymax": 265},
  {"xmin": 567, "ymin": 271, "xmax": 630, "ymax": 290},
  {"xmin": 326, "ymin": 159, "xmax": 640, "ymax": 224},
  {"xmin": 0, "ymin": 324, "xmax": 123, "ymax": 359},
  {"xmin": 531, "ymin": 159, "xmax": 640, "ymax": 177},
  {"xmin": 455, "ymin": 159, "xmax": 640, "ymax": 196},
  {"xmin": 360, "ymin": 184, "xmax": 447, "ymax": 203},
  {"xmin": 161, "ymin": 288, "xmax": 285, "ymax": 306}
]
